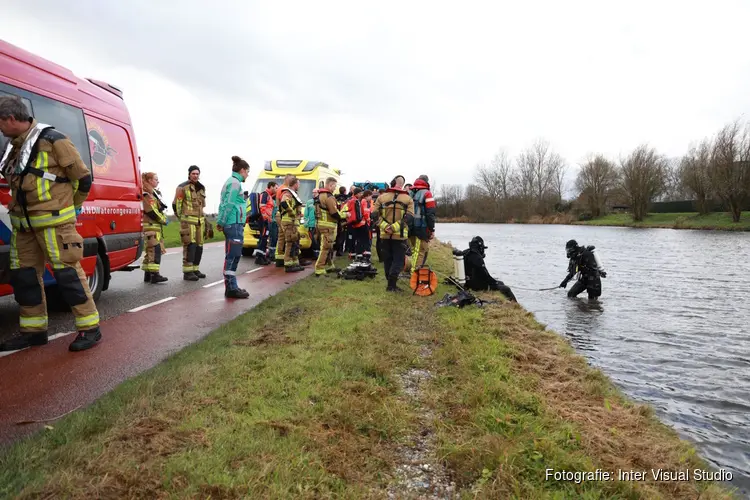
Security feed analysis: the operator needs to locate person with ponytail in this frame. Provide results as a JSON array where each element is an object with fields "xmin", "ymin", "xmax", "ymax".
[
  {"xmin": 141, "ymin": 172, "xmax": 169, "ymax": 284},
  {"xmin": 216, "ymin": 156, "xmax": 251, "ymax": 299}
]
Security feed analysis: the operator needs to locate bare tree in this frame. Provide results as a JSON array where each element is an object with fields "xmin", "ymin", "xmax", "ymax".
[
  {"xmin": 657, "ymin": 157, "xmax": 689, "ymax": 202},
  {"xmin": 619, "ymin": 144, "xmax": 668, "ymax": 221},
  {"xmin": 549, "ymin": 153, "xmax": 567, "ymax": 203},
  {"xmin": 575, "ymin": 154, "xmax": 620, "ymax": 217},
  {"xmin": 679, "ymin": 138, "xmax": 713, "ymax": 214},
  {"xmin": 438, "ymin": 184, "xmax": 465, "ymax": 218},
  {"xmin": 514, "ymin": 151, "xmax": 537, "ymax": 216},
  {"xmin": 489, "ymin": 149, "xmax": 515, "ymax": 199},
  {"xmin": 474, "ymin": 162, "xmax": 503, "ymax": 201},
  {"xmin": 515, "ymin": 138, "xmax": 565, "ymax": 214},
  {"xmin": 709, "ymin": 120, "xmax": 750, "ymax": 222}
]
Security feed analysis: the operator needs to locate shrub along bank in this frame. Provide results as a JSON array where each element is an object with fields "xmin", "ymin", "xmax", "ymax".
[{"xmin": 0, "ymin": 242, "xmax": 736, "ymax": 498}]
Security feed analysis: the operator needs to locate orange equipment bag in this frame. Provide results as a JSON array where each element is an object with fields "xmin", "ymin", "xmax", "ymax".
[{"xmin": 410, "ymin": 266, "xmax": 438, "ymax": 296}]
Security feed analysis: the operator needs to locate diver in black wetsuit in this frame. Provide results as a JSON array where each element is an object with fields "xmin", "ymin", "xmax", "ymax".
[
  {"xmin": 463, "ymin": 236, "xmax": 517, "ymax": 302},
  {"xmin": 559, "ymin": 239, "xmax": 607, "ymax": 300}
]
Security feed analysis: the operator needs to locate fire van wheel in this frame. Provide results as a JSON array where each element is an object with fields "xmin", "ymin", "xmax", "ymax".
[
  {"xmin": 46, "ymin": 255, "xmax": 104, "ymax": 312},
  {"xmin": 88, "ymin": 255, "xmax": 104, "ymax": 302}
]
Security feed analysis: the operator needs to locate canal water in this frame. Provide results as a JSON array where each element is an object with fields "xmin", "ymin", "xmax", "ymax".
[{"xmin": 436, "ymin": 222, "xmax": 750, "ymax": 496}]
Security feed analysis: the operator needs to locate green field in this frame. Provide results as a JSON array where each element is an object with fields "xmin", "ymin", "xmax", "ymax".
[
  {"xmin": 0, "ymin": 242, "xmax": 736, "ymax": 498},
  {"xmin": 576, "ymin": 212, "xmax": 750, "ymax": 231},
  {"xmin": 160, "ymin": 218, "xmax": 225, "ymax": 248}
]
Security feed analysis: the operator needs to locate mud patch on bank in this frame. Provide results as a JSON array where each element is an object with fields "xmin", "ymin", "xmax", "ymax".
[{"xmin": 387, "ymin": 345, "xmax": 456, "ymax": 499}]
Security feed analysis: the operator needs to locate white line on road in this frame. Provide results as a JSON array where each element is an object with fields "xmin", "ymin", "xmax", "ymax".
[
  {"xmin": 203, "ymin": 280, "xmax": 224, "ymax": 288},
  {"xmin": 245, "ymin": 268, "xmax": 263, "ymax": 275},
  {"xmin": 0, "ymin": 330, "xmax": 77, "ymax": 358},
  {"xmin": 128, "ymin": 297, "xmax": 176, "ymax": 313}
]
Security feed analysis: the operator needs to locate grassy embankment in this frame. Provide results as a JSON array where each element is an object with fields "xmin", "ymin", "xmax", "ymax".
[
  {"xmin": 441, "ymin": 211, "xmax": 750, "ymax": 231},
  {"xmin": 574, "ymin": 212, "xmax": 750, "ymax": 231},
  {"xmin": 0, "ymin": 242, "xmax": 737, "ymax": 498}
]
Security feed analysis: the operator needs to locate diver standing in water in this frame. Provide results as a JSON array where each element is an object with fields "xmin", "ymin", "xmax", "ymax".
[{"xmin": 559, "ymin": 239, "xmax": 607, "ymax": 300}]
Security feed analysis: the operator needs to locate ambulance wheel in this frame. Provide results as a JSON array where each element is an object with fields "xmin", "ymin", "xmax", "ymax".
[{"xmin": 46, "ymin": 255, "xmax": 104, "ymax": 311}]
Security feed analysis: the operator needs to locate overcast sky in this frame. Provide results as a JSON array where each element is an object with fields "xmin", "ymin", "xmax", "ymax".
[{"xmin": 3, "ymin": 0, "xmax": 749, "ymax": 210}]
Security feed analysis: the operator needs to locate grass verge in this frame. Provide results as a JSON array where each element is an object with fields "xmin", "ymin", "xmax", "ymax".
[
  {"xmin": 161, "ymin": 218, "xmax": 225, "ymax": 248},
  {"xmin": 574, "ymin": 212, "xmax": 750, "ymax": 231},
  {"xmin": 0, "ymin": 242, "xmax": 738, "ymax": 498}
]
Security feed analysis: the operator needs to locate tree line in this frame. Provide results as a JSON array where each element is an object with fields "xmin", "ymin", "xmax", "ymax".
[{"xmin": 436, "ymin": 118, "xmax": 750, "ymax": 223}]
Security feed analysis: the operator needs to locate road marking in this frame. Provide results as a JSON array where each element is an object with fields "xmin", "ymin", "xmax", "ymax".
[
  {"xmin": 203, "ymin": 280, "xmax": 224, "ymax": 288},
  {"xmin": 0, "ymin": 331, "xmax": 77, "ymax": 358},
  {"xmin": 128, "ymin": 297, "xmax": 176, "ymax": 313},
  {"xmin": 49, "ymin": 331, "xmax": 77, "ymax": 341},
  {"xmin": 245, "ymin": 268, "xmax": 263, "ymax": 275}
]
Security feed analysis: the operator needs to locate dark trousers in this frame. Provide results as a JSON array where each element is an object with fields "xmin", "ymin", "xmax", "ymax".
[
  {"xmin": 352, "ymin": 225, "xmax": 370, "ymax": 256},
  {"xmin": 223, "ymin": 223, "xmax": 244, "ymax": 290},
  {"xmin": 374, "ymin": 229, "xmax": 382, "ymax": 262},
  {"xmin": 308, "ymin": 226, "xmax": 320, "ymax": 254},
  {"xmin": 381, "ymin": 239, "xmax": 406, "ymax": 280},
  {"xmin": 568, "ymin": 275, "xmax": 602, "ymax": 300},
  {"xmin": 268, "ymin": 220, "xmax": 278, "ymax": 256},
  {"xmin": 335, "ymin": 222, "xmax": 346, "ymax": 255},
  {"xmin": 257, "ymin": 220, "xmax": 269, "ymax": 255}
]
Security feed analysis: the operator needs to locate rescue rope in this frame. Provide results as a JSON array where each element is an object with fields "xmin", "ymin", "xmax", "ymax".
[
  {"xmin": 512, "ymin": 286, "xmax": 560, "ymax": 292},
  {"xmin": 432, "ymin": 268, "xmax": 558, "ymax": 292}
]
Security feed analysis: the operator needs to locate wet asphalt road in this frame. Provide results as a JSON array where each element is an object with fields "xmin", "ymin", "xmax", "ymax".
[{"xmin": 0, "ymin": 241, "xmax": 250, "ymax": 341}]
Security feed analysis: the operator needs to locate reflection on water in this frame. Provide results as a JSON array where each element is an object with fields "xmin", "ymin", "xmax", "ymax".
[
  {"xmin": 437, "ymin": 223, "xmax": 750, "ymax": 496},
  {"xmin": 564, "ymin": 298, "xmax": 603, "ymax": 351}
]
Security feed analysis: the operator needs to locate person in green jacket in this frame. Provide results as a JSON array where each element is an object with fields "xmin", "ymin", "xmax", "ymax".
[
  {"xmin": 304, "ymin": 188, "xmax": 320, "ymax": 258},
  {"xmin": 216, "ymin": 155, "xmax": 251, "ymax": 299}
]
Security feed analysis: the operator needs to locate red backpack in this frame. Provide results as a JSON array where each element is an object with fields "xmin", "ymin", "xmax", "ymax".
[{"xmin": 346, "ymin": 197, "xmax": 362, "ymax": 226}]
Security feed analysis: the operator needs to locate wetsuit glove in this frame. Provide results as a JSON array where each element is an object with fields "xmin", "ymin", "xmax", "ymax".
[
  {"xmin": 559, "ymin": 280, "xmax": 567, "ymax": 288},
  {"xmin": 75, "ymin": 206, "xmax": 83, "ymax": 217},
  {"xmin": 600, "ymin": 271, "xmax": 607, "ymax": 278}
]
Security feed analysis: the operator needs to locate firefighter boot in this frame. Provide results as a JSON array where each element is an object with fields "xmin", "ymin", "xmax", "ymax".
[
  {"xmin": 386, "ymin": 276, "xmax": 403, "ymax": 293},
  {"xmin": 193, "ymin": 246, "xmax": 206, "ymax": 278},
  {"xmin": 184, "ymin": 272, "xmax": 199, "ymax": 281},
  {"xmin": 143, "ymin": 271, "xmax": 152, "ymax": 282},
  {"xmin": 285, "ymin": 265, "xmax": 304, "ymax": 273},
  {"xmin": 225, "ymin": 288, "xmax": 250, "ymax": 299},
  {"xmin": 69, "ymin": 327, "xmax": 102, "ymax": 352},
  {"xmin": 0, "ymin": 332, "xmax": 49, "ymax": 352},
  {"xmin": 150, "ymin": 273, "xmax": 168, "ymax": 284}
]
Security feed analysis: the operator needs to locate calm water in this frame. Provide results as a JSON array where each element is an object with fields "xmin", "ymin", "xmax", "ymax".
[{"xmin": 436, "ymin": 223, "xmax": 750, "ymax": 496}]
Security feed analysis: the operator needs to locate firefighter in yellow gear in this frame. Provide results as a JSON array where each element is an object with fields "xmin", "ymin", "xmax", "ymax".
[
  {"xmin": 172, "ymin": 165, "xmax": 206, "ymax": 281},
  {"xmin": 314, "ymin": 177, "xmax": 344, "ymax": 276},
  {"xmin": 0, "ymin": 96, "xmax": 101, "ymax": 352},
  {"xmin": 278, "ymin": 178, "xmax": 304, "ymax": 272},
  {"xmin": 370, "ymin": 175, "xmax": 415, "ymax": 292},
  {"xmin": 141, "ymin": 172, "xmax": 168, "ymax": 284},
  {"xmin": 273, "ymin": 174, "xmax": 293, "ymax": 267}
]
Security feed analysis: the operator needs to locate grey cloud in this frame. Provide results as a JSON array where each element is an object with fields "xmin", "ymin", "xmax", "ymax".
[{"xmin": 7, "ymin": 1, "xmax": 447, "ymax": 128}]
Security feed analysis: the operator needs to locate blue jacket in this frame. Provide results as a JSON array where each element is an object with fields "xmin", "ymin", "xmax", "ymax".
[{"xmin": 217, "ymin": 172, "xmax": 246, "ymax": 226}]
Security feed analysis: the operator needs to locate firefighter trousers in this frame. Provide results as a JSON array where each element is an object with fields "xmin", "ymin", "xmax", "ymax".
[
  {"xmin": 281, "ymin": 220, "xmax": 300, "ymax": 267},
  {"xmin": 141, "ymin": 230, "xmax": 163, "ymax": 273},
  {"xmin": 314, "ymin": 226, "xmax": 337, "ymax": 275},
  {"xmin": 274, "ymin": 213, "xmax": 286, "ymax": 264},
  {"xmin": 180, "ymin": 221, "xmax": 204, "ymax": 273},
  {"xmin": 408, "ymin": 236, "xmax": 430, "ymax": 273},
  {"xmin": 9, "ymin": 222, "xmax": 99, "ymax": 334}
]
